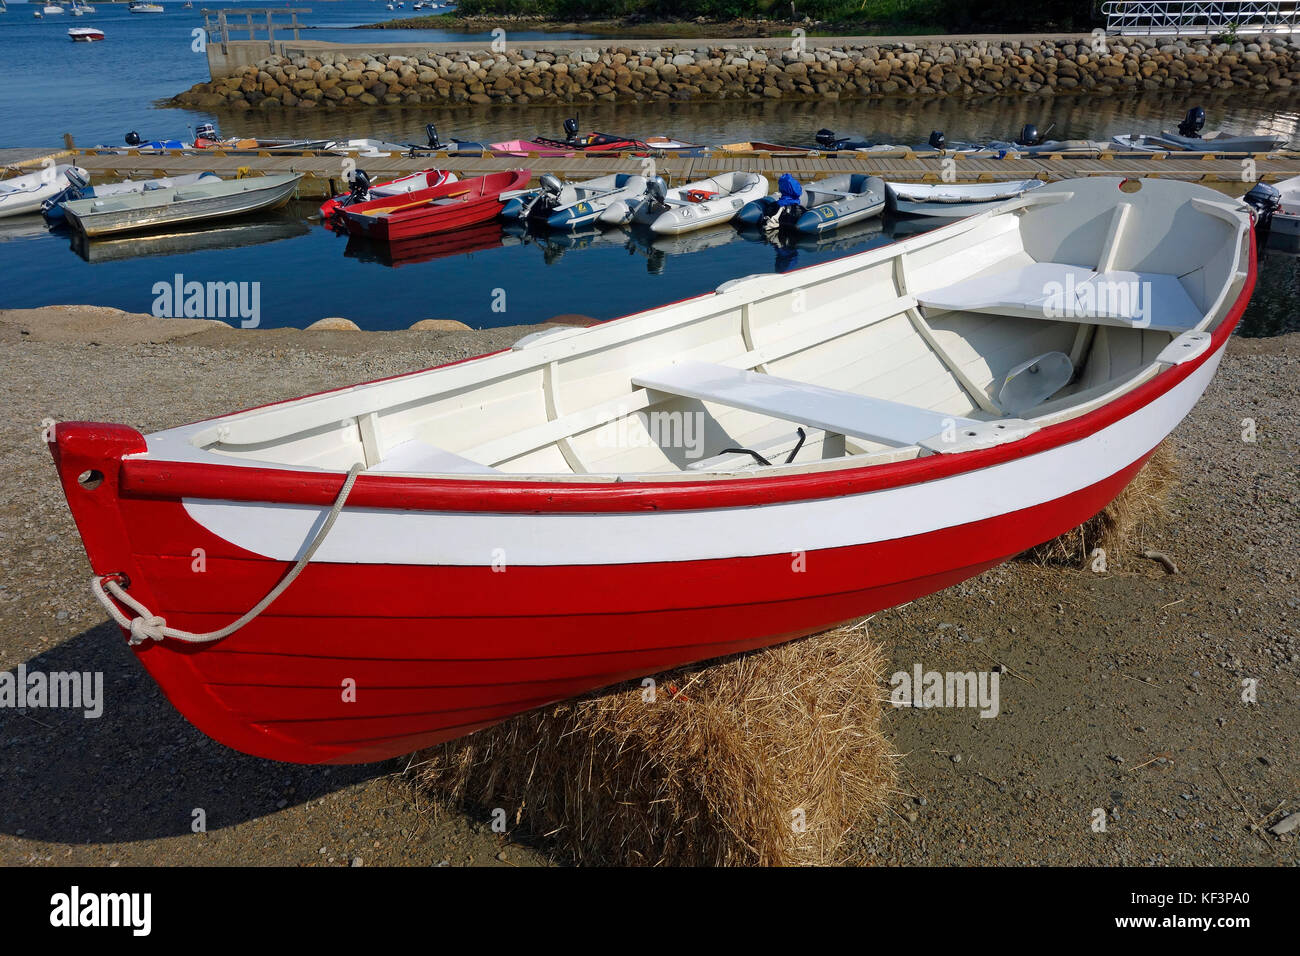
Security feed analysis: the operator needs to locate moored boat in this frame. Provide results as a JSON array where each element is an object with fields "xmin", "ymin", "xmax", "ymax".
[
  {"xmin": 736, "ymin": 173, "xmax": 886, "ymax": 235},
  {"xmin": 622, "ymin": 172, "xmax": 768, "ymax": 235},
  {"xmin": 49, "ymin": 176, "xmax": 1256, "ymax": 764},
  {"xmin": 1269, "ymin": 174, "xmax": 1300, "ymax": 242},
  {"xmin": 128, "ymin": 1, "xmax": 164, "ymax": 11},
  {"xmin": 885, "ymin": 178, "xmax": 1045, "ymax": 218},
  {"xmin": 0, "ymin": 164, "xmax": 89, "ymax": 219},
  {"xmin": 43, "ymin": 170, "xmax": 220, "ymax": 222},
  {"xmin": 426, "ymin": 119, "xmax": 692, "ymax": 157},
  {"xmin": 68, "ymin": 26, "xmax": 103, "ymax": 40},
  {"xmin": 61, "ymin": 172, "xmax": 304, "ymax": 237},
  {"xmin": 1112, "ymin": 107, "xmax": 1289, "ymax": 153},
  {"xmin": 500, "ymin": 172, "xmax": 648, "ymax": 230},
  {"xmin": 336, "ymin": 169, "xmax": 530, "ymax": 241},
  {"xmin": 319, "ymin": 168, "xmax": 458, "ymax": 219}
]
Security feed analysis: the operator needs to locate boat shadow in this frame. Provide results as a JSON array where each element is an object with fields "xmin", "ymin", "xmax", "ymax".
[{"xmin": 0, "ymin": 622, "xmax": 392, "ymax": 844}]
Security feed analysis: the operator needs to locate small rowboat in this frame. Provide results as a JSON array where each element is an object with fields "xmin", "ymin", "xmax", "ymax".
[
  {"xmin": 0, "ymin": 164, "xmax": 89, "ymax": 219},
  {"xmin": 319, "ymin": 169, "xmax": 457, "ymax": 219},
  {"xmin": 337, "ymin": 169, "xmax": 530, "ymax": 241},
  {"xmin": 500, "ymin": 172, "xmax": 648, "ymax": 230},
  {"xmin": 1112, "ymin": 105, "xmax": 1290, "ymax": 154},
  {"xmin": 49, "ymin": 177, "xmax": 1255, "ymax": 765},
  {"xmin": 61, "ymin": 172, "xmax": 303, "ymax": 237},
  {"xmin": 885, "ymin": 179, "xmax": 1045, "ymax": 218},
  {"xmin": 43, "ymin": 170, "xmax": 220, "ymax": 222},
  {"xmin": 736, "ymin": 173, "xmax": 886, "ymax": 235},
  {"xmin": 623, "ymin": 172, "xmax": 768, "ymax": 235},
  {"xmin": 68, "ymin": 26, "xmax": 104, "ymax": 41}
]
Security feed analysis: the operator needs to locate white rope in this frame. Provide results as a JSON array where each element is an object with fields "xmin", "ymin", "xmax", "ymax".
[{"xmin": 91, "ymin": 463, "xmax": 363, "ymax": 646}]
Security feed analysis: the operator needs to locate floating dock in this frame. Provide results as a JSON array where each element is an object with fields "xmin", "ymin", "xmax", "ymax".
[{"xmin": 9, "ymin": 145, "xmax": 1300, "ymax": 199}]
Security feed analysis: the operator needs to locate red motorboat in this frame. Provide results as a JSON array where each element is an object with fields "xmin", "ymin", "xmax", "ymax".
[
  {"xmin": 336, "ymin": 169, "xmax": 530, "ymax": 241},
  {"xmin": 319, "ymin": 169, "xmax": 457, "ymax": 220},
  {"xmin": 49, "ymin": 178, "xmax": 1255, "ymax": 765}
]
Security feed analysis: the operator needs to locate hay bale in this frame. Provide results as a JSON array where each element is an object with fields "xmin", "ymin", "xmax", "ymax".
[
  {"xmin": 1021, "ymin": 441, "xmax": 1180, "ymax": 567},
  {"xmin": 409, "ymin": 628, "xmax": 894, "ymax": 866}
]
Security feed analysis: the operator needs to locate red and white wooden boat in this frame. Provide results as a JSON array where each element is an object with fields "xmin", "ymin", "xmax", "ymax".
[
  {"xmin": 336, "ymin": 169, "xmax": 530, "ymax": 241},
  {"xmin": 318, "ymin": 169, "xmax": 457, "ymax": 220},
  {"xmin": 50, "ymin": 177, "xmax": 1256, "ymax": 764}
]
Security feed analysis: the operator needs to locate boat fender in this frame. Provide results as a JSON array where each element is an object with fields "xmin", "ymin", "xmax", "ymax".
[{"xmin": 998, "ymin": 351, "xmax": 1073, "ymax": 415}]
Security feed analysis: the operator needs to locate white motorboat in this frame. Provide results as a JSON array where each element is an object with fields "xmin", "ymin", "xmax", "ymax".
[{"xmin": 621, "ymin": 172, "xmax": 768, "ymax": 235}]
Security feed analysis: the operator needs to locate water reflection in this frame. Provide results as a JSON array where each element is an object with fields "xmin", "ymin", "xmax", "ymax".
[{"xmin": 70, "ymin": 214, "xmax": 311, "ymax": 263}]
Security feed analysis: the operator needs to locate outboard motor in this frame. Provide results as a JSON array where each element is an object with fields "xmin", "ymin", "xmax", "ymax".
[
  {"xmin": 341, "ymin": 169, "xmax": 371, "ymax": 209},
  {"xmin": 563, "ymin": 117, "xmax": 580, "ymax": 142},
  {"xmin": 1177, "ymin": 106, "xmax": 1206, "ymax": 139},
  {"xmin": 539, "ymin": 173, "xmax": 563, "ymax": 195},
  {"xmin": 646, "ymin": 176, "xmax": 668, "ymax": 207},
  {"xmin": 65, "ymin": 167, "xmax": 90, "ymax": 191},
  {"xmin": 195, "ymin": 122, "xmax": 218, "ymax": 142},
  {"xmin": 425, "ymin": 123, "xmax": 443, "ymax": 149},
  {"xmin": 815, "ymin": 128, "xmax": 838, "ymax": 150},
  {"xmin": 532, "ymin": 173, "xmax": 564, "ymax": 216},
  {"xmin": 124, "ymin": 131, "xmax": 142, "ymax": 147},
  {"xmin": 927, "ymin": 130, "xmax": 947, "ymax": 150},
  {"xmin": 764, "ymin": 172, "xmax": 805, "ymax": 233},
  {"xmin": 1016, "ymin": 124, "xmax": 1041, "ymax": 147},
  {"xmin": 1244, "ymin": 181, "xmax": 1282, "ymax": 248}
]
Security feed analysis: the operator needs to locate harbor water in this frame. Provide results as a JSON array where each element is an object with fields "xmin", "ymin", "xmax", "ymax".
[{"xmin": 0, "ymin": 2, "xmax": 1295, "ymax": 334}]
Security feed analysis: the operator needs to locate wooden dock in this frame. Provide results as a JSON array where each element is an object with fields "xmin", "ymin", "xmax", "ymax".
[{"xmin": 13, "ymin": 145, "xmax": 1300, "ymax": 199}]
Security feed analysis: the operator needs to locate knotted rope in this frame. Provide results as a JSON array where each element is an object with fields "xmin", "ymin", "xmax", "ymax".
[{"xmin": 91, "ymin": 463, "xmax": 362, "ymax": 646}]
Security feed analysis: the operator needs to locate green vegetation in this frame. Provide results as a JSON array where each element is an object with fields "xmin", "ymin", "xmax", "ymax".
[{"xmin": 445, "ymin": 0, "xmax": 1099, "ymax": 33}]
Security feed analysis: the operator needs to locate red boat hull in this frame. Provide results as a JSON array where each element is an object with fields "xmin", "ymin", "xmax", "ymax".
[{"xmin": 338, "ymin": 169, "xmax": 529, "ymax": 241}]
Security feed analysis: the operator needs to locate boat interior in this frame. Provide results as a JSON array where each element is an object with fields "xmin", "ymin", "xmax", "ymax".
[{"xmin": 158, "ymin": 178, "xmax": 1252, "ymax": 483}]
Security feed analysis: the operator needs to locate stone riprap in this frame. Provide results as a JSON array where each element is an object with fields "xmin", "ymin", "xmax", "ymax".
[{"xmin": 171, "ymin": 36, "xmax": 1300, "ymax": 110}]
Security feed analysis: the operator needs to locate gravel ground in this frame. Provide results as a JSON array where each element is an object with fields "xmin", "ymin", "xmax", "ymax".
[{"xmin": 0, "ymin": 306, "xmax": 1295, "ymax": 867}]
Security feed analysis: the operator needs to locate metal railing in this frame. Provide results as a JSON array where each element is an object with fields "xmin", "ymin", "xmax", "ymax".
[
  {"xmin": 201, "ymin": 8, "xmax": 311, "ymax": 54},
  {"xmin": 1102, "ymin": 1, "xmax": 1300, "ymax": 35}
]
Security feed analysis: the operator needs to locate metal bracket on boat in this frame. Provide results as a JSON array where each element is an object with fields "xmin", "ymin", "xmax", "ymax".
[
  {"xmin": 714, "ymin": 274, "xmax": 783, "ymax": 297},
  {"xmin": 512, "ymin": 326, "xmax": 588, "ymax": 350},
  {"xmin": 1155, "ymin": 331, "xmax": 1213, "ymax": 366},
  {"xmin": 918, "ymin": 418, "xmax": 1038, "ymax": 455}
]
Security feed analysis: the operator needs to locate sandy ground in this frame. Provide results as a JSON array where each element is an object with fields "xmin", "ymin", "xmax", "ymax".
[{"xmin": 0, "ymin": 306, "xmax": 1295, "ymax": 867}]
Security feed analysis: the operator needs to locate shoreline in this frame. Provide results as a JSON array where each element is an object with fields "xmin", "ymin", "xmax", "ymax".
[{"xmin": 1, "ymin": 305, "xmax": 1296, "ymax": 865}]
